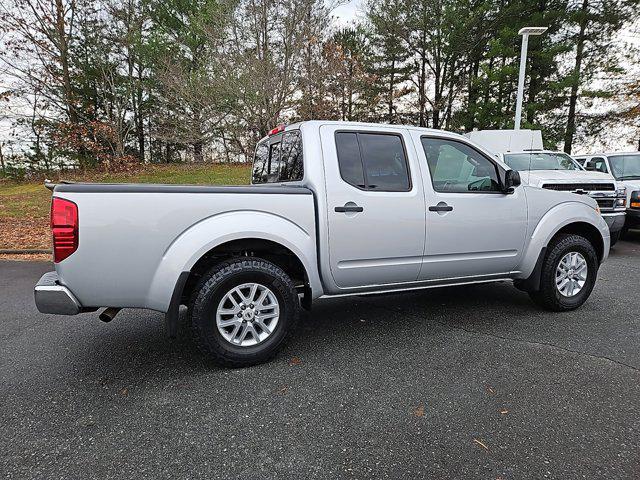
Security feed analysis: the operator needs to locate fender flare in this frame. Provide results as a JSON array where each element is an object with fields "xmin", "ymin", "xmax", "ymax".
[
  {"xmin": 516, "ymin": 201, "xmax": 609, "ymax": 281},
  {"xmin": 146, "ymin": 210, "xmax": 321, "ymax": 317}
]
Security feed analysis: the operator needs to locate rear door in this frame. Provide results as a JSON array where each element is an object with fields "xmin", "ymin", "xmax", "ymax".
[
  {"xmin": 415, "ymin": 134, "xmax": 527, "ymax": 280},
  {"xmin": 321, "ymin": 125, "xmax": 426, "ymax": 289}
]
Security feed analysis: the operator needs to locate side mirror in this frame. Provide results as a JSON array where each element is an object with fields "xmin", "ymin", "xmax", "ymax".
[
  {"xmin": 585, "ymin": 160, "xmax": 597, "ymax": 171},
  {"xmin": 504, "ymin": 169, "xmax": 521, "ymax": 193}
]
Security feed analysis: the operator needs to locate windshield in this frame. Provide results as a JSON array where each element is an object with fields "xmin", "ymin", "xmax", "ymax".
[
  {"xmin": 503, "ymin": 152, "xmax": 582, "ymax": 171},
  {"xmin": 608, "ymin": 154, "xmax": 640, "ymax": 180}
]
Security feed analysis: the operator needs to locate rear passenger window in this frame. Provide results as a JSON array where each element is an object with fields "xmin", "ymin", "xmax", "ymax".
[
  {"xmin": 252, "ymin": 130, "xmax": 304, "ymax": 184},
  {"xmin": 335, "ymin": 132, "xmax": 410, "ymax": 191}
]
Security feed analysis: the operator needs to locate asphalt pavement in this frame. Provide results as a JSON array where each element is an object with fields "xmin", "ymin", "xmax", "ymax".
[{"xmin": 2, "ymin": 236, "xmax": 640, "ymax": 479}]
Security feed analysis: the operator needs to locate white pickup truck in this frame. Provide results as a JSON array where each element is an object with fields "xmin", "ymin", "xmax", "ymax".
[
  {"xmin": 573, "ymin": 152, "xmax": 640, "ymax": 235},
  {"xmin": 35, "ymin": 121, "xmax": 610, "ymax": 366}
]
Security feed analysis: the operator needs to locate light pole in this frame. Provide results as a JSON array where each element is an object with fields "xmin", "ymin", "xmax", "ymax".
[{"xmin": 514, "ymin": 26, "xmax": 548, "ymax": 130}]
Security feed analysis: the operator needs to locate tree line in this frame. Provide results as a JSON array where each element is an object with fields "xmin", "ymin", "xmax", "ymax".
[{"xmin": 0, "ymin": 0, "xmax": 638, "ymax": 174}]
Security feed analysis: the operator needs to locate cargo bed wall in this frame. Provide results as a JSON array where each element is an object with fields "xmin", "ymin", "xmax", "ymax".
[{"xmin": 52, "ymin": 185, "xmax": 317, "ymax": 312}]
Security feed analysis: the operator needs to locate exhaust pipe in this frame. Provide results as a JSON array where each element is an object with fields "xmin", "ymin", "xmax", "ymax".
[{"xmin": 99, "ymin": 307, "xmax": 121, "ymax": 323}]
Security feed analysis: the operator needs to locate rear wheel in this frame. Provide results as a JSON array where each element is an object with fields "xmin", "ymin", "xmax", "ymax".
[
  {"xmin": 189, "ymin": 257, "xmax": 300, "ymax": 367},
  {"xmin": 529, "ymin": 234, "xmax": 599, "ymax": 311}
]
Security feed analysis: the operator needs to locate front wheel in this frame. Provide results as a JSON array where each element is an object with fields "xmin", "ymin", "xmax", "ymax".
[
  {"xmin": 189, "ymin": 257, "xmax": 300, "ymax": 367},
  {"xmin": 529, "ymin": 234, "xmax": 599, "ymax": 311}
]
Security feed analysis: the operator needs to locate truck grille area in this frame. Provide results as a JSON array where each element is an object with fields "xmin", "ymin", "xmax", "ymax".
[
  {"xmin": 594, "ymin": 198, "xmax": 615, "ymax": 210},
  {"xmin": 542, "ymin": 183, "xmax": 615, "ymax": 192}
]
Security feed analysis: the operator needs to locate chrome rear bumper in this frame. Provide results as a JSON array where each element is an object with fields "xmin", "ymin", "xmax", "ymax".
[{"xmin": 34, "ymin": 272, "xmax": 81, "ymax": 315}]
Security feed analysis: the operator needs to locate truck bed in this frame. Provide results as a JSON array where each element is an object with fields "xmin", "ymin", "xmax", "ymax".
[{"xmin": 51, "ymin": 183, "xmax": 317, "ymax": 312}]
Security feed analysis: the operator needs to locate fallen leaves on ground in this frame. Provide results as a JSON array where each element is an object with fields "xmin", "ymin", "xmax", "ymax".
[
  {"xmin": 412, "ymin": 405, "xmax": 425, "ymax": 417},
  {"xmin": 0, "ymin": 216, "xmax": 50, "ymax": 250},
  {"xmin": 500, "ymin": 409, "xmax": 509, "ymax": 414},
  {"xmin": 289, "ymin": 357, "xmax": 302, "ymax": 366},
  {"xmin": 0, "ymin": 253, "xmax": 50, "ymax": 261}
]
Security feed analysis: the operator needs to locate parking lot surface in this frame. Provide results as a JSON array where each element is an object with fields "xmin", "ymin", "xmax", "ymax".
[{"xmin": 2, "ymin": 236, "xmax": 640, "ymax": 479}]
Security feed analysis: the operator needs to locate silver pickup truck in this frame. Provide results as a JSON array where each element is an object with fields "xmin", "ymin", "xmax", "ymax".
[{"xmin": 35, "ymin": 121, "xmax": 610, "ymax": 366}]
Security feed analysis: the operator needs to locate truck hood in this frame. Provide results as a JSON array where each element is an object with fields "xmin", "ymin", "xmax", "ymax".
[
  {"xmin": 520, "ymin": 169, "xmax": 615, "ymax": 187},
  {"xmin": 618, "ymin": 180, "xmax": 640, "ymax": 192},
  {"xmin": 522, "ymin": 185, "xmax": 599, "ymax": 211}
]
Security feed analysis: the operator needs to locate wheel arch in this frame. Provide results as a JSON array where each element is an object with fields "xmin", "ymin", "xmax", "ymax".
[
  {"xmin": 161, "ymin": 236, "xmax": 315, "ymax": 338},
  {"xmin": 552, "ymin": 221, "xmax": 605, "ymax": 262},
  {"xmin": 182, "ymin": 238, "xmax": 311, "ymax": 305},
  {"xmin": 147, "ymin": 210, "xmax": 322, "ymax": 336},
  {"xmin": 516, "ymin": 202, "xmax": 609, "ymax": 283}
]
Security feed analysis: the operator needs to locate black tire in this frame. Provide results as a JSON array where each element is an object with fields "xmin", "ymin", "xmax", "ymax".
[
  {"xmin": 528, "ymin": 234, "xmax": 599, "ymax": 312},
  {"xmin": 189, "ymin": 257, "xmax": 300, "ymax": 367},
  {"xmin": 610, "ymin": 230, "xmax": 620, "ymax": 247}
]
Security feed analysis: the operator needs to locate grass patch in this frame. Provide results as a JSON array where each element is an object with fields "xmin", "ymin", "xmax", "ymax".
[
  {"xmin": 0, "ymin": 184, "xmax": 53, "ymax": 219},
  {"xmin": 0, "ymin": 163, "xmax": 252, "ymax": 220},
  {"xmin": 84, "ymin": 163, "xmax": 252, "ymax": 185}
]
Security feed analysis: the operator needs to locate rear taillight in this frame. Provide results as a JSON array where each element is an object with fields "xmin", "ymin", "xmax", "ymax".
[{"xmin": 51, "ymin": 197, "xmax": 78, "ymax": 263}]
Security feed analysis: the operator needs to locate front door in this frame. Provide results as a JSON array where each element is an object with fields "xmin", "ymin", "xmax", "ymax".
[
  {"xmin": 321, "ymin": 125, "xmax": 426, "ymax": 289},
  {"xmin": 415, "ymin": 134, "xmax": 527, "ymax": 280}
]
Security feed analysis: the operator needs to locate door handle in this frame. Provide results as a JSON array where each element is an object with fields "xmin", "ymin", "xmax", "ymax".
[
  {"xmin": 428, "ymin": 204, "xmax": 453, "ymax": 212},
  {"xmin": 335, "ymin": 204, "xmax": 364, "ymax": 213}
]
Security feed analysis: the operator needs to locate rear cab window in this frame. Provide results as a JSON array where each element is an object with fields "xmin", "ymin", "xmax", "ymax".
[{"xmin": 252, "ymin": 130, "xmax": 303, "ymax": 184}]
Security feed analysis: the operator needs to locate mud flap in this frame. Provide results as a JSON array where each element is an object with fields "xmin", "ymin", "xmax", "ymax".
[{"xmin": 164, "ymin": 271, "xmax": 189, "ymax": 338}]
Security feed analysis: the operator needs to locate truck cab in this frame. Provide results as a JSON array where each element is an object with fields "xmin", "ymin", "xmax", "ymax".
[{"xmin": 573, "ymin": 152, "xmax": 640, "ymax": 233}]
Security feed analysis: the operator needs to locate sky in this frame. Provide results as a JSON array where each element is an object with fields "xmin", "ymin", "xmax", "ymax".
[{"xmin": 331, "ymin": 0, "xmax": 362, "ymax": 26}]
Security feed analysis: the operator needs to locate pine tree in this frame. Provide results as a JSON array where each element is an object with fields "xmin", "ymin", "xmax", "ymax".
[
  {"xmin": 562, "ymin": 0, "xmax": 636, "ymax": 153},
  {"xmin": 366, "ymin": 0, "xmax": 412, "ymax": 123}
]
